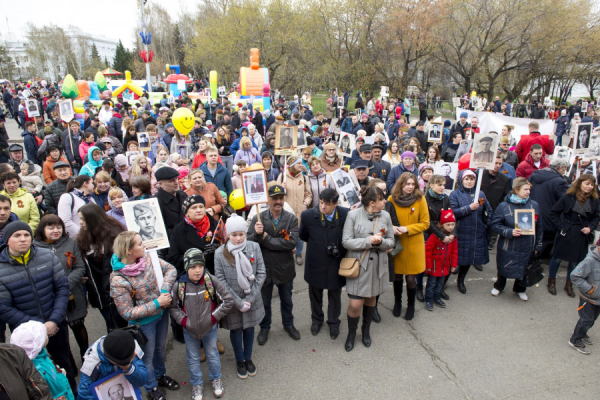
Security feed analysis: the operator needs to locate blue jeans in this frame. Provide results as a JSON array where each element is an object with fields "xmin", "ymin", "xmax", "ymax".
[
  {"xmin": 221, "ymin": 155, "xmax": 234, "ymax": 176},
  {"xmin": 183, "ymin": 325, "xmax": 221, "ymax": 386},
  {"xmin": 260, "ymin": 280, "xmax": 294, "ymax": 330},
  {"xmin": 296, "ymin": 240, "xmax": 304, "ymax": 255},
  {"xmin": 548, "ymin": 257, "xmax": 577, "ymax": 279},
  {"xmin": 555, "ymin": 135, "xmax": 562, "ymax": 146},
  {"xmin": 139, "ymin": 311, "xmax": 169, "ymax": 391},
  {"xmin": 425, "ymin": 275, "xmax": 444, "ymax": 303},
  {"xmin": 229, "ymin": 327, "xmax": 255, "ymax": 363},
  {"xmin": 416, "ymin": 272, "xmax": 424, "ymax": 287}
]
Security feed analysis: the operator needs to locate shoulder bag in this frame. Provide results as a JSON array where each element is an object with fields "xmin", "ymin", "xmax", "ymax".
[{"xmin": 339, "ymin": 217, "xmax": 379, "ymax": 279}]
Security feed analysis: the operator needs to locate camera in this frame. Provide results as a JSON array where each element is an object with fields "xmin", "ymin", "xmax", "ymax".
[{"xmin": 327, "ymin": 243, "xmax": 340, "ymax": 257}]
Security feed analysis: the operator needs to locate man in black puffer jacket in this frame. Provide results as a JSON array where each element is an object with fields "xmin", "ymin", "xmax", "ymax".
[
  {"xmin": 529, "ymin": 159, "xmax": 570, "ymax": 259},
  {"xmin": 0, "ymin": 221, "xmax": 75, "ymax": 394}
]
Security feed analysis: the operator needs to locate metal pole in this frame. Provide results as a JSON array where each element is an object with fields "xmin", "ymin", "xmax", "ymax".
[{"xmin": 140, "ymin": 0, "xmax": 152, "ymax": 94}]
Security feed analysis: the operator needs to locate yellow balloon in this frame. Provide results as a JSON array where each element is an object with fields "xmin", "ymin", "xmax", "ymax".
[
  {"xmin": 246, "ymin": 163, "xmax": 265, "ymax": 171},
  {"xmin": 229, "ymin": 189, "xmax": 246, "ymax": 210},
  {"xmin": 471, "ymin": 91, "xmax": 477, "ymax": 97},
  {"xmin": 172, "ymin": 107, "xmax": 195, "ymax": 135}
]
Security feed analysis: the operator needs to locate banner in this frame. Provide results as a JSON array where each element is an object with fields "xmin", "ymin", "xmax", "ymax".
[{"xmin": 455, "ymin": 108, "xmax": 555, "ymax": 143}]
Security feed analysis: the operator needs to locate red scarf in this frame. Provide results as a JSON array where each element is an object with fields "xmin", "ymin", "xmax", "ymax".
[{"xmin": 185, "ymin": 215, "xmax": 210, "ymax": 237}]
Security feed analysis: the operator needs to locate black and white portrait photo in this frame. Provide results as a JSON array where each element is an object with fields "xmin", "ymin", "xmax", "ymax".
[
  {"xmin": 338, "ymin": 132, "xmax": 355, "ymax": 157},
  {"xmin": 344, "ymin": 189, "xmax": 360, "ymax": 207},
  {"xmin": 296, "ymin": 127, "xmax": 306, "ymax": 148},
  {"xmin": 470, "ymin": 134, "xmax": 499, "ymax": 170},
  {"xmin": 576, "ymin": 123, "xmax": 593, "ymax": 152},
  {"xmin": 332, "ymin": 169, "xmax": 351, "ymax": 189},
  {"xmin": 275, "ymin": 125, "xmax": 297, "ymax": 155},
  {"xmin": 515, "ymin": 209, "xmax": 535, "ymax": 235},
  {"xmin": 26, "ymin": 99, "xmax": 40, "ymax": 117},
  {"xmin": 337, "ymin": 97, "xmax": 344, "ymax": 108},
  {"xmin": 126, "ymin": 151, "xmax": 139, "ymax": 167},
  {"xmin": 176, "ymin": 144, "xmax": 189, "ymax": 160},
  {"xmin": 58, "ymin": 100, "xmax": 74, "ymax": 122},
  {"xmin": 428, "ymin": 122, "xmax": 442, "ymax": 142},
  {"xmin": 90, "ymin": 370, "xmax": 142, "ymax": 400},
  {"xmin": 137, "ymin": 132, "xmax": 151, "ymax": 151},
  {"xmin": 588, "ymin": 133, "xmax": 600, "ymax": 157},
  {"xmin": 434, "ymin": 161, "xmax": 458, "ymax": 192},
  {"xmin": 123, "ymin": 199, "xmax": 170, "ymax": 251},
  {"xmin": 553, "ymin": 146, "xmax": 572, "ymax": 162}
]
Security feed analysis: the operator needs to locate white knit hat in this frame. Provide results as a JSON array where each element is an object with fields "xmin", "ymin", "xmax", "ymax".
[
  {"xmin": 10, "ymin": 321, "xmax": 47, "ymax": 360},
  {"xmin": 226, "ymin": 214, "xmax": 247, "ymax": 236}
]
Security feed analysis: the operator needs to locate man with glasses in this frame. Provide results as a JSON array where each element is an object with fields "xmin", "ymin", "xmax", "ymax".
[{"xmin": 498, "ymin": 136, "xmax": 518, "ymax": 169}]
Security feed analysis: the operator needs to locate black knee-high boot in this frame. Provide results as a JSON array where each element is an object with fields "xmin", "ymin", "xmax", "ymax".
[
  {"xmin": 361, "ymin": 305, "xmax": 375, "ymax": 347},
  {"xmin": 441, "ymin": 274, "xmax": 450, "ymax": 300},
  {"xmin": 393, "ymin": 281, "xmax": 403, "ymax": 317},
  {"xmin": 345, "ymin": 316, "xmax": 360, "ymax": 352},
  {"xmin": 405, "ymin": 288, "xmax": 416, "ymax": 321},
  {"xmin": 458, "ymin": 265, "xmax": 470, "ymax": 294},
  {"xmin": 373, "ymin": 295, "xmax": 381, "ymax": 323}
]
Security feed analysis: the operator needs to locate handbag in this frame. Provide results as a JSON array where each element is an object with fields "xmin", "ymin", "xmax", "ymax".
[
  {"xmin": 339, "ymin": 217, "xmax": 379, "ymax": 279},
  {"xmin": 390, "ymin": 239, "xmax": 403, "ymax": 257},
  {"xmin": 524, "ymin": 255, "xmax": 544, "ymax": 287}
]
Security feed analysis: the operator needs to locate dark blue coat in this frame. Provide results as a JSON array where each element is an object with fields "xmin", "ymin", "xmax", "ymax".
[
  {"xmin": 200, "ymin": 161, "xmax": 233, "ymax": 196},
  {"xmin": 299, "ymin": 206, "xmax": 348, "ymax": 290},
  {"xmin": 449, "ymin": 171, "xmax": 493, "ymax": 266},
  {"xmin": 21, "ymin": 130, "xmax": 40, "ymax": 166},
  {"xmin": 491, "ymin": 195, "xmax": 542, "ymax": 279},
  {"xmin": 528, "ymin": 167, "xmax": 569, "ymax": 232},
  {"xmin": 555, "ymin": 115, "xmax": 570, "ymax": 137},
  {"xmin": 0, "ymin": 246, "xmax": 70, "ymax": 329}
]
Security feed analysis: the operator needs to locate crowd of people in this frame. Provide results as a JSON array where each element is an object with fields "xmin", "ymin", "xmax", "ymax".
[{"xmin": 1, "ymin": 79, "xmax": 600, "ymax": 400}]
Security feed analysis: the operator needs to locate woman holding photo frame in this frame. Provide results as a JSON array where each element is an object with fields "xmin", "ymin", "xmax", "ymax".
[
  {"xmin": 490, "ymin": 178, "xmax": 542, "ymax": 301},
  {"xmin": 547, "ymin": 174, "xmax": 600, "ymax": 297}
]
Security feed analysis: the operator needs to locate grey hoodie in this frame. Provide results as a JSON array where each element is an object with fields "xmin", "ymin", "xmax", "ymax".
[{"xmin": 571, "ymin": 246, "xmax": 600, "ymax": 305}]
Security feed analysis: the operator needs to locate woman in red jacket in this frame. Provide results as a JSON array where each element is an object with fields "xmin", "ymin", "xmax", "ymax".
[{"xmin": 425, "ymin": 209, "xmax": 458, "ymax": 311}]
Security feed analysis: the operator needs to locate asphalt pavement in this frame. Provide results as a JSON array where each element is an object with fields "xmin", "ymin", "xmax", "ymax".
[{"xmin": 2, "ymin": 116, "xmax": 594, "ymax": 399}]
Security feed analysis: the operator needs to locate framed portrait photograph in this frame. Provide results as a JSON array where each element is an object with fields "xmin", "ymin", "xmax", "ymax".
[
  {"xmin": 428, "ymin": 122, "xmax": 443, "ymax": 143},
  {"xmin": 382, "ymin": 109, "xmax": 389, "ymax": 118},
  {"xmin": 338, "ymin": 132, "xmax": 355, "ymax": 158},
  {"xmin": 452, "ymin": 97, "xmax": 461, "ymax": 107},
  {"xmin": 26, "ymin": 99, "xmax": 40, "ymax": 117},
  {"xmin": 337, "ymin": 97, "xmax": 344, "ymax": 108},
  {"xmin": 331, "ymin": 168, "xmax": 360, "ymax": 208},
  {"xmin": 218, "ymin": 86, "xmax": 227, "ymax": 97},
  {"xmin": 240, "ymin": 169, "xmax": 268, "ymax": 206},
  {"xmin": 470, "ymin": 133, "xmax": 499, "ymax": 170},
  {"xmin": 575, "ymin": 122, "xmax": 594, "ymax": 154},
  {"xmin": 514, "ymin": 209, "xmax": 535, "ymax": 235},
  {"xmin": 176, "ymin": 144, "xmax": 189, "ymax": 160},
  {"xmin": 582, "ymin": 101, "xmax": 589, "ymax": 112},
  {"xmin": 123, "ymin": 198, "xmax": 170, "ymax": 251},
  {"xmin": 589, "ymin": 133, "xmax": 600, "ymax": 157},
  {"xmin": 380, "ymin": 86, "xmax": 389, "ymax": 97},
  {"xmin": 137, "ymin": 132, "xmax": 151, "ymax": 151},
  {"xmin": 205, "ymin": 88, "xmax": 212, "ymax": 100},
  {"xmin": 126, "ymin": 151, "xmax": 139, "ymax": 167},
  {"xmin": 58, "ymin": 99, "xmax": 74, "ymax": 122},
  {"xmin": 90, "ymin": 370, "xmax": 142, "ymax": 400},
  {"xmin": 296, "ymin": 126, "xmax": 307, "ymax": 149},
  {"xmin": 434, "ymin": 161, "xmax": 459, "ymax": 194},
  {"xmin": 275, "ymin": 125, "xmax": 297, "ymax": 156},
  {"xmin": 355, "ymin": 108, "xmax": 362, "ymax": 116},
  {"xmin": 553, "ymin": 146, "xmax": 572, "ymax": 162}
]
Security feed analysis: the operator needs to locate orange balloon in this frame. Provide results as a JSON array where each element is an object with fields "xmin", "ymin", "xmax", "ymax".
[{"xmin": 75, "ymin": 80, "xmax": 91, "ymax": 100}]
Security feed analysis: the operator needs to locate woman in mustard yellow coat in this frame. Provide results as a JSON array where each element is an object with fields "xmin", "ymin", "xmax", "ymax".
[{"xmin": 389, "ymin": 172, "xmax": 430, "ymax": 321}]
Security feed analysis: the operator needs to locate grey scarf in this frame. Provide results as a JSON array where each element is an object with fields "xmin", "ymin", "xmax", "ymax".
[{"xmin": 227, "ymin": 240, "xmax": 255, "ymax": 294}]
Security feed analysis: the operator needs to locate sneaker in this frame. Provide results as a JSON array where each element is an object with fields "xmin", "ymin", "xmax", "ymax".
[
  {"xmin": 236, "ymin": 361, "xmax": 248, "ymax": 379},
  {"xmin": 425, "ymin": 302, "xmax": 433, "ymax": 311},
  {"xmin": 211, "ymin": 379, "xmax": 224, "ymax": 398},
  {"xmin": 491, "ymin": 288, "xmax": 500, "ymax": 296},
  {"xmin": 192, "ymin": 385, "xmax": 203, "ymax": 400},
  {"xmin": 434, "ymin": 299, "xmax": 446, "ymax": 308},
  {"xmin": 296, "ymin": 253, "xmax": 303, "ymax": 264},
  {"xmin": 569, "ymin": 340, "xmax": 591, "ymax": 355},
  {"xmin": 245, "ymin": 359, "xmax": 257, "ymax": 376},
  {"xmin": 147, "ymin": 388, "xmax": 166, "ymax": 400},
  {"xmin": 517, "ymin": 292, "xmax": 528, "ymax": 301},
  {"xmin": 583, "ymin": 336, "xmax": 594, "ymax": 345}
]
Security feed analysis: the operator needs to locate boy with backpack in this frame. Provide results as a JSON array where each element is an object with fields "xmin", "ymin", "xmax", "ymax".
[{"xmin": 169, "ymin": 248, "xmax": 234, "ymax": 400}]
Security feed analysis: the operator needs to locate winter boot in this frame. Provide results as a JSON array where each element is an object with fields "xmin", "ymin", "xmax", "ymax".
[
  {"xmin": 392, "ymin": 281, "xmax": 403, "ymax": 317},
  {"xmin": 547, "ymin": 277, "xmax": 556, "ymax": 295},
  {"xmin": 361, "ymin": 305, "xmax": 375, "ymax": 347},
  {"xmin": 405, "ymin": 288, "xmax": 416, "ymax": 321},
  {"xmin": 416, "ymin": 285, "xmax": 424, "ymax": 302},
  {"xmin": 345, "ymin": 316, "xmax": 359, "ymax": 352},
  {"xmin": 565, "ymin": 280, "xmax": 575, "ymax": 298},
  {"xmin": 373, "ymin": 295, "xmax": 381, "ymax": 323}
]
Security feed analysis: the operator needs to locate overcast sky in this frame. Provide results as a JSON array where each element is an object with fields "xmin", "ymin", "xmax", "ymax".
[{"xmin": 1, "ymin": 0, "xmax": 197, "ymax": 48}]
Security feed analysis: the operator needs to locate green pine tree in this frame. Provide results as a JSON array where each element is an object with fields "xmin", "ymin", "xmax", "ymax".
[
  {"xmin": 90, "ymin": 43, "xmax": 101, "ymax": 65},
  {"xmin": 112, "ymin": 40, "xmax": 131, "ymax": 72},
  {"xmin": 104, "ymin": 56, "xmax": 109, "ymax": 68}
]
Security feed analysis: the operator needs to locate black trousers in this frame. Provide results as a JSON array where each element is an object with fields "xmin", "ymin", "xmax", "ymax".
[
  {"xmin": 571, "ymin": 298, "xmax": 600, "ymax": 344},
  {"xmin": 494, "ymin": 273, "xmax": 526, "ymax": 293},
  {"xmin": 46, "ymin": 321, "xmax": 78, "ymax": 395},
  {"xmin": 308, "ymin": 285, "xmax": 342, "ymax": 328}
]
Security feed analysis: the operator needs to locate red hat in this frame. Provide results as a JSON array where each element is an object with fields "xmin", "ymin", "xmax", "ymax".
[{"xmin": 440, "ymin": 209, "xmax": 456, "ymax": 224}]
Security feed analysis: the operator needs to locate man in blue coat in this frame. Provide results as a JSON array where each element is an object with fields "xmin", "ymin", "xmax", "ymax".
[
  {"xmin": 0, "ymin": 221, "xmax": 75, "ymax": 393},
  {"xmin": 21, "ymin": 121, "xmax": 41, "ymax": 166},
  {"xmin": 78, "ymin": 330, "xmax": 148, "ymax": 400},
  {"xmin": 200, "ymin": 147, "xmax": 233, "ymax": 196},
  {"xmin": 299, "ymin": 189, "xmax": 348, "ymax": 340}
]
